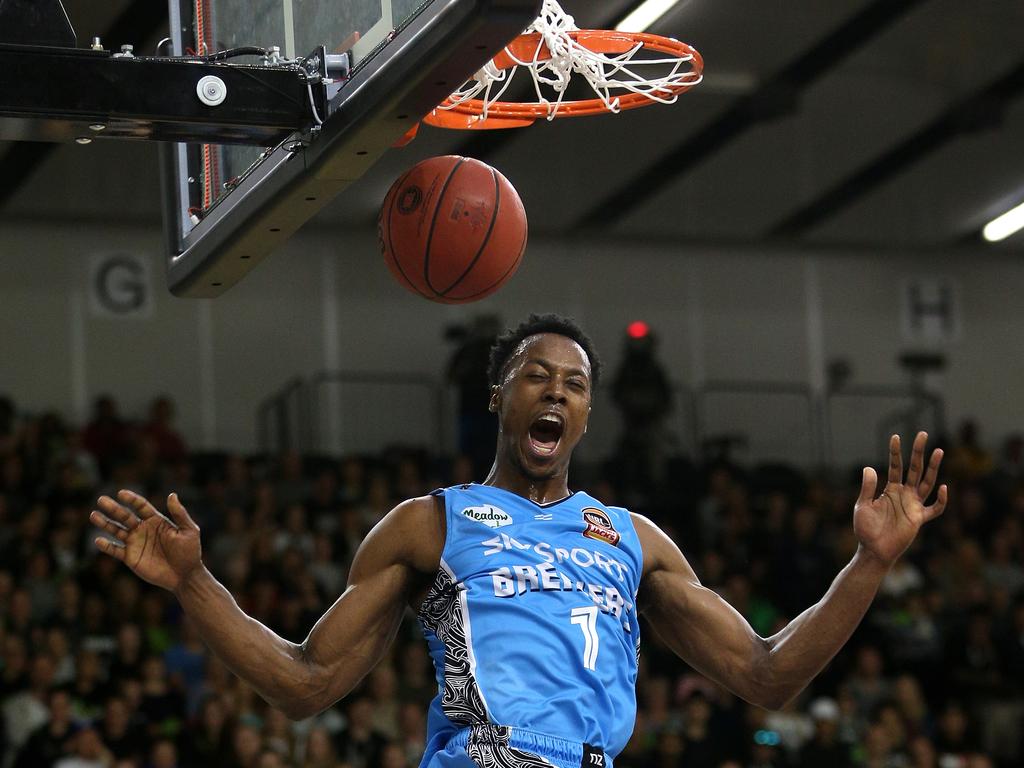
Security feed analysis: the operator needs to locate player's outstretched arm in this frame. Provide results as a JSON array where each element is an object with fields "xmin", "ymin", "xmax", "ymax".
[
  {"xmin": 637, "ymin": 431, "xmax": 946, "ymax": 710},
  {"xmin": 90, "ymin": 490, "xmax": 442, "ymax": 720}
]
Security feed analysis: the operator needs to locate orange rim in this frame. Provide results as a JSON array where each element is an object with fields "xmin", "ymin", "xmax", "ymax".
[{"xmin": 423, "ymin": 30, "xmax": 703, "ymax": 129}]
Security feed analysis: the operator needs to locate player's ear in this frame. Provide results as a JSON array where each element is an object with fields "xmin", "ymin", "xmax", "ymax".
[{"xmin": 488, "ymin": 385, "xmax": 500, "ymax": 412}]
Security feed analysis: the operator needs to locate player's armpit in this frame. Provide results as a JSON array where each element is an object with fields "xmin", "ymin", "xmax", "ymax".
[
  {"xmin": 290, "ymin": 495, "xmax": 445, "ymax": 716},
  {"xmin": 632, "ymin": 513, "xmax": 779, "ymax": 708}
]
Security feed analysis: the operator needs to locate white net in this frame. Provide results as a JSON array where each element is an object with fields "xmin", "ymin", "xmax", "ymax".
[{"xmin": 440, "ymin": 0, "xmax": 702, "ymax": 122}]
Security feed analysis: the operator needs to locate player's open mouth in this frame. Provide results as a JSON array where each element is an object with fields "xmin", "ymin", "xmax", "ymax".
[{"xmin": 527, "ymin": 413, "xmax": 564, "ymax": 457}]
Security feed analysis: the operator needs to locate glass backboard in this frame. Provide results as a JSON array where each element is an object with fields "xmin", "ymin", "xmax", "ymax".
[{"xmin": 161, "ymin": 0, "xmax": 541, "ymax": 297}]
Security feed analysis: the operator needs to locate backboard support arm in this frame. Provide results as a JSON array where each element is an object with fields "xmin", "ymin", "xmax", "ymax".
[{"xmin": 0, "ymin": 44, "xmax": 320, "ymax": 145}]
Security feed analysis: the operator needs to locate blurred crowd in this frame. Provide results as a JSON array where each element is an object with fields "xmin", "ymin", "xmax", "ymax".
[{"xmin": 0, "ymin": 393, "xmax": 1022, "ymax": 768}]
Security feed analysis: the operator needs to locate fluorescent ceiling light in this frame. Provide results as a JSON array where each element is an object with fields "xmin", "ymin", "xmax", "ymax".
[
  {"xmin": 615, "ymin": 0, "xmax": 682, "ymax": 32},
  {"xmin": 982, "ymin": 200, "xmax": 1024, "ymax": 242}
]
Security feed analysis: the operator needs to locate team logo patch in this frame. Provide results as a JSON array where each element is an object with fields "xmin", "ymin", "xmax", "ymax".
[
  {"xmin": 460, "ymin": 505, "xmax": 513, "ymax": 529},
  {"xmin": 582, "ymin": 507, "xmax": 620, "ymax": 547}
]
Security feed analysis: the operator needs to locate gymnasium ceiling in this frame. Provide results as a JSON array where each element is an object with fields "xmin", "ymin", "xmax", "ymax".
[{"xmin": 2, "ymin": 0, "xmax": 1024, "ymax": 252}]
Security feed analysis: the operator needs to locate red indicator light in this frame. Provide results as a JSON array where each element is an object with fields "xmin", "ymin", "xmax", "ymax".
[{"xmin": 626, "ymin": 321, "xmax": 649, "ymax": 339}]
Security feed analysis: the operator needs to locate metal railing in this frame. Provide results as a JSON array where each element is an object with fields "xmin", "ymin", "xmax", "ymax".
[
  {"xmin": 257, "ymin": 371, "xmax": 447, "ymax": 456},
  {"xmin": 256, "ymin": 376, "xmax": 307, "ymax": 454},
  {"xmin": 307, "ymin": 371, "xmax": 446, "ymax": 456},
  {"xmin": 824, "ymin": 385, "xmax": 945, "ymax": 467},
  {"xmin": 695, "ymin": 381, "xmax": 818, "ymax": 466},
  {"xmin": 256, "ymin": 372, "xmax": 946, "ymax": 467}
]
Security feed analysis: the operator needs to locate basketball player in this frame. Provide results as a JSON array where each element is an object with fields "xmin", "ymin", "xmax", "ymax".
[{"xmin": 89, "ymin": 314, "xmax": 947, "ymax": 768}]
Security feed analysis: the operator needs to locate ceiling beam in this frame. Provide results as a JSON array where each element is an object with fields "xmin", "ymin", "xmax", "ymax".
[
  {"xmin": 574, "ymin": 0, "xmax": 930, "ymax": 231},
  {"xmin": 0, "ymin": 0, "xmax": 167, "ymax": 210},
  {"xmin": 768, "ymin": 58, "xmax": 1024, "ymax": 240}
]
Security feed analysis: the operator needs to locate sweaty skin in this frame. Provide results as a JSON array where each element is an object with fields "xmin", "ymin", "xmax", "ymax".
[{"xmin": 90, "ymin": 332, "xmax": 947, "ymax": 719}]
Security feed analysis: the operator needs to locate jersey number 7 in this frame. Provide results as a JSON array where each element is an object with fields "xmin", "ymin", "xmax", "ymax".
[{"xmin": 571, "ymin": 606, "xmax": 600, "ymax": 671}]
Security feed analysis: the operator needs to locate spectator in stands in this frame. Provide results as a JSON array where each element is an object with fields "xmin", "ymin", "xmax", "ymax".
[
  {"xmin": 377, "ymin": 741, "xmax": 408, "ymax": 768},
  {"xmin": 906, "ymin": 735, "xmax": 937, "ymax": 768},
  {"xmin": 798, "ymin": 697, "xmax": 851, "ymax": 768},
  {"xmin": 221, "ymin": 454, "xmax": 253, "ymax": 510},
  {"xmin": 3, "ymin": 653, "xmax": 56, "ymax": 756},
  {"xmin": 262, "ymin": 708, "xmax": 297, "ymax": 764},
  {"xmin": 68, "ymin": 651, "xmax": 105, "ymax": 729},
  {"xmin": 164, "ymin": 617, "xmax": 208, "ymax": 715},
  {"xmin": 335, "ymin": 696, "xmax": 387, "ymax": 768},
  {"xmin": 256, "ymin": 750, "xmax": 286, "ymax": 768},
  {"xmin": 309, "ymin": 533, "xmax": 345, "ymax": 598},
  {"xmin": 845, "ymin": 645, "xmax": 891, "ymax": 719},
  {"xmin": 45, "ymin": 626, "xmax": 75, "ymax": 687},
  {"xmin": 98, "ymin": 695, "xmax": 145, "ymax": 764},
  {"xmin": 184, "ymin": 694, "xmax": 232, "ymax": 766},
  {"xmin": 108, "ymin": 623, "xmax": 143, "ymax": 683},
  {"xmin": 138, "ymin": 655, "xmax": 185, "ymax": 739},
  {"xmin": 140, "ymin": 396, "xmax": 187, "ymax": 465},
  {"xmin": 274, "ymin": 504, "xmax": 314, "ymax": 558},
  {"xmin": 933, "ymin": 701, "xmax": 979, "ymax": 763},
  {"xmin": 858, "ymin": 721, "xmax": 898, "ymax": 768},
  {"xmin": 229, "ymin": 722, "xmax": 263, "ymax": 768},
  {"xmin": 610, "ymin": 324, "xmax": 674, "ymax": 497},
  {"xmin": 13, "ymin": 687, "xmax": 75, "ymax": 768},
  {"xmin": 396, "ymin": 702, "xmax": 427, "ymax": 767},
  {"xmin": 53, "ymin": 725, "xmax": 113, "ymax": 768},
  {"xmin": 679, "ymin": 689, "xmax": 731, "ymax": 766},
  {"xmin": 367, "ymin": 666, "xmax": 399, "ymax": 740},
  {"xmin": 83, "ymin": 395, "xmax": 132, "ymax": 478},
  {"xmin": 891, "ymin": 675, "xmax": 930, "ymax": 742},
  {"xmin": 947, "ymin": 420, "xmax": 994, "ymax": 482},
  {"xmin": 150, "ymin": 738, "xmax": 181, "ymax": 768},
  {"xmin": 303, "ymin": 726, "xmax": 343, "ymax": 768},
  {"xmin": 0, "ymin": 395, "xmax": 15, "ymax": 443},
  {"xmin": 307, "ymin": 467, "xmax": 341, "ymax": 524},
  {"xmin": 3, "ymin": 393, "xmax": 1024, "ymax": 765},
  {"xmin": 5, "ymin": 587, "xmax": 35, "ymax": 642},
  {"xmin": 949, "ymin": 611, "xmax": 999, "ymax": 704}
]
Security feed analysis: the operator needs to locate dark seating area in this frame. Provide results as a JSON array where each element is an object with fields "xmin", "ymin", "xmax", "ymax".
[{"xmin": 1, "ymin": 399, "xmax": 1021, "ymax": 768}]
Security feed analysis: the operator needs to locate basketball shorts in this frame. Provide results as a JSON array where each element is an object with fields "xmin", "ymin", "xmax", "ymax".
[{"xmin": 423, "ymin": 724, "xmax": 610, "ymax": 768}]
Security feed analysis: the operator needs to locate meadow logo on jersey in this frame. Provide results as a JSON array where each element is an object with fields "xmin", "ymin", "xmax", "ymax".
[
  {"xmin": 460, "ymin": 505, "xmax": 513, "ymax": 529},
  {"xmin": 582, "ymin": 507, "xmax": 620, "ymax": 547}
]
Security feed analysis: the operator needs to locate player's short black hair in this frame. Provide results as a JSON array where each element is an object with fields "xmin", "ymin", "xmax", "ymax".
[{"xmin": 487, "ymin": 313, "xmax": 602, "ymax": 388}]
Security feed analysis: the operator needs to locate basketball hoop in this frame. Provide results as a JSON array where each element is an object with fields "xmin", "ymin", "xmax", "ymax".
[{"xmin": 422, "ymin": 0, "xmax": 703, "ymax": 130}]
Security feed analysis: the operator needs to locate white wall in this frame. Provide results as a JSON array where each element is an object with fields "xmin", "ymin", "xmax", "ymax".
[{"xmin": 1, "ymin": 221, "xmax": 1021, "ymax": 468}]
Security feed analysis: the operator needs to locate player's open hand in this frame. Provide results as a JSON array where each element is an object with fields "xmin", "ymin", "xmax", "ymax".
[
  {"xmin": 90, "ymin": 491, "xmax": 202, "ymax": 592},
  {"xmin": 854, "ymin": 432, "xmax": 947, "ymax": 567}
]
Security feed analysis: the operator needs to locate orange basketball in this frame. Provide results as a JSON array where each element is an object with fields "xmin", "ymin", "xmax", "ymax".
[{"xmin": 378, "ymin": 156, "xmax": 527, "ymax": 303}]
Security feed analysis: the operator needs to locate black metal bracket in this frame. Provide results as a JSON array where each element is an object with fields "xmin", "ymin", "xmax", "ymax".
[{"xmin": 0, "ymin": 44, "xmax": 323, "ymax": 145}]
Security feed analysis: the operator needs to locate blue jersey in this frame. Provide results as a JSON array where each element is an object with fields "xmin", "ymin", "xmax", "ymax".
[{"xmin": 417, "ymin": 483, "xmax": 643, "ymax": 767}]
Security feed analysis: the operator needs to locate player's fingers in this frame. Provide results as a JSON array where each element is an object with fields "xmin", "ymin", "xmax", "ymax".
[
  {"xmin": 96, "ymin": 495, "xmax": 140, "ymax": 528},
  {"xmin": 89, "ymin": 510, "xmax": 129, "ymax": 542},
  {"xmin": 94, "ymin": 536, "xmax": 127, "ymax": 562},
  {"xmin": 918, "ymin": 447, "xmax": 944, "ymax": 500},
  {"xmin": 116, "ymin": 489, "xmax": 160, "ymax": 520},
  {"xmin": 858, "ymin": 467, "xmax": 878, "ymax": 505},
  {"xmin": 905, "ymin": 431, "xmax": 927, "ymax": 488},
  {"xmin": 166, "ymin": 493, "xmax": 197, "ymax": 531},
  {"xmin": 924, "ymin": 484, "xmax": 948, "ymax": 521},
  {"xmin": 887, "ymin": 435, "xmax": 903, "ymax": 486}
]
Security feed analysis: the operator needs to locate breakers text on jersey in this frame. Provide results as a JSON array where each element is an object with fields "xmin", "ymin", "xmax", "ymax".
[{"xmin": 482, "ymin": 534, "xmax": 635, "ymax": 625}]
